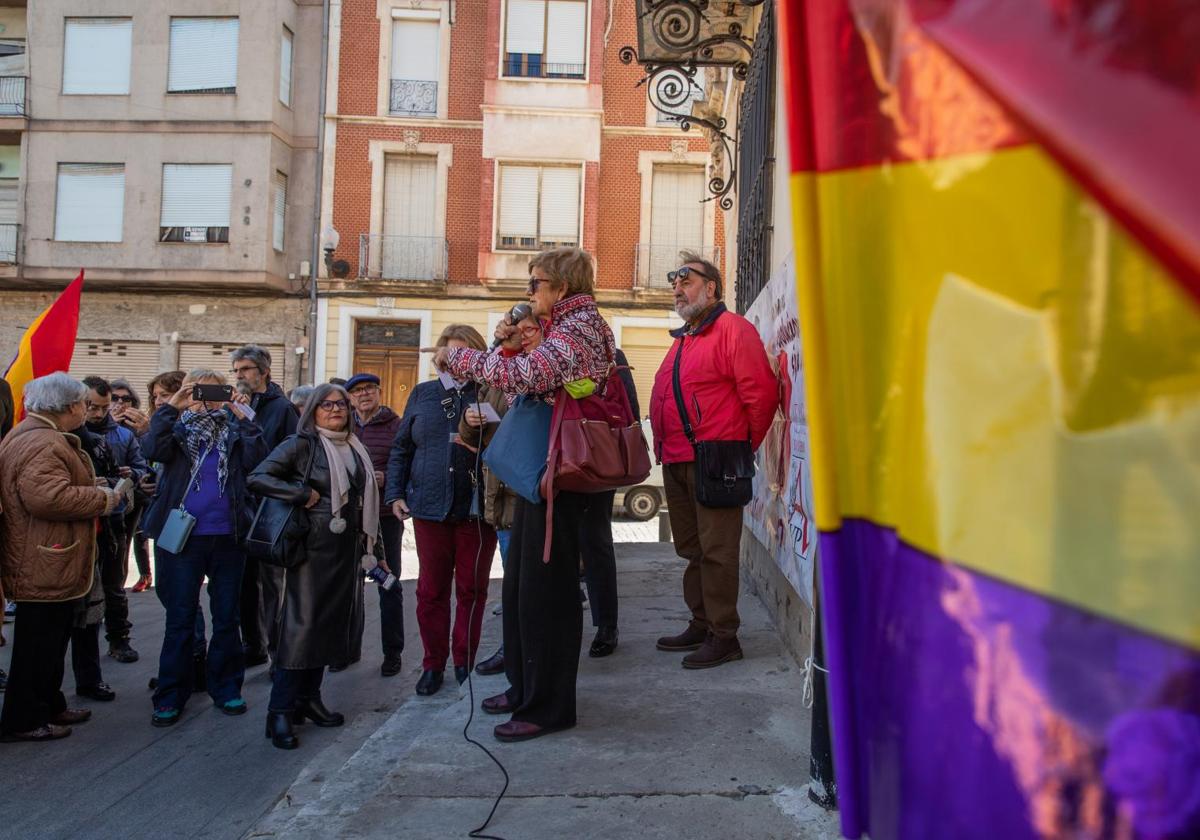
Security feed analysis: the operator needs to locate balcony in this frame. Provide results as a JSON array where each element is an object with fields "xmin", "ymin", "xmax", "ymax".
[
  {"xmin": 503, "ymin": 55, "xmax": 585, "ymax": 80},
  {"xmin": 635, "ymin": 244, "xmax": 721, "ymax": 291},
  {"xmin": 358, "ymin": 234, "xmax": 448, "ymax": 282},
  {"xmin": 389, "ymin": 79, "xmax": 437, "ymax": 117},
  {"xmin": 0, "ymin": 76, "xmax": 26, "ymax": 117},
  {"xmin": 0, "ymin": 223, "xmax": 18, "ymax": 264}
]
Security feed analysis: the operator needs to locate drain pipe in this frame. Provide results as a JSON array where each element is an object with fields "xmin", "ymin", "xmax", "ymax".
[{"xmin": 307, "ymin": 0, "xmax": 332, "ymax": 383}]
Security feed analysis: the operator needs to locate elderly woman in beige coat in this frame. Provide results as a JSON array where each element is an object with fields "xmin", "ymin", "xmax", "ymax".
[{"xmin": 0, "ymin": 373, "xmax": 120, "ymax": 742}]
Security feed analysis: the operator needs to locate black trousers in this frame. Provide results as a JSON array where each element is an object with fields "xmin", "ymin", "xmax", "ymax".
[
  {"xmin": 70, "ymin": 623, "xmax": 103, "ymax": 689},
  {"xmin": 242, "ymin": 555, "xmax": 269, "ymax": 658},
  {"xmin": 0, "ymin": 601, "xmax": 75, "ymax": 734},
  {"xmin": 579, "ymin": 489, "xmax": 618, "ymax": 629},
  {"xmin": 503, "ymin": 492, "xmax": 587, "ymax": 729},
  {"xmin": 268, "ymin": 667, "xmax": 324, "ymax": 712},
  {"xmin": 126, "ymin": 502, "xmax": 150, "ymax": 577},
  {"xmin": 377, "ymin": 516, "xmax": 405, "ymax": 657},
  {"xmin": 100, "ymin": 517, "xmax": 131, "ymax": 645}
]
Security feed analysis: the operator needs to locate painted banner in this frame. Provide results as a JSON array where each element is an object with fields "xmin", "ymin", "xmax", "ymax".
[
  {"xmin": 778, "ymin": 2, "xmax": 1200, "ymax": 840},
  {"xmin": 743, "ymin": 250, "xmax": 817, "ymax": 607}
]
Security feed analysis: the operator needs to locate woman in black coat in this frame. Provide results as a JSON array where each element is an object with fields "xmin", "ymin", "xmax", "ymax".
[{"xmin": 246, "ymin": 383, "xmax": 379, "ymax": 749}]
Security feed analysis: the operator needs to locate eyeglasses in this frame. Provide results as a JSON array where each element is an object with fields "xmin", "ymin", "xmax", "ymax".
[
  {"xmin": 666, "ymin": 266, "xmax": 713, "ymax": 286},
  {"xmin": 111, "ymin": 394, "xmax": 135, "ymax": 404},
  {"xmin": 348, "ymin": 384, "xmax": 379, "ymax": 395},
  {"xmin": 519, "ymin": 325, "xmax": 542, "ymax": 338},
  {"xmin": 231, "ymin": 365, "xmax": 261, "ymax": 376},
  {"xmin": 318, "ymin": 399, "xmax": 349, "ymax": 411}
]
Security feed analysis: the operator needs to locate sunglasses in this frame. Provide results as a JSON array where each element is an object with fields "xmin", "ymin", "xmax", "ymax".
[
  {"xmin": 112, "ymin": 394, "xmax": 136, "ymax": 404},
  {"xmin": 318, "ymin": 399, "xmax": 349, "ymax": 411},
  {"xmin": 666, "ymin": 266, "xmax": 714, "ymax": 285}
]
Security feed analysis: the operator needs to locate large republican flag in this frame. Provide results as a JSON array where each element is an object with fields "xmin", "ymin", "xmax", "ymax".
[
  {"xmin": 778, "ymin": 2, "xmax": 1200, "ymax": 839},
  {"xmin": 3, "ymin": 271, "xmax": 84, "ymax": 423}
]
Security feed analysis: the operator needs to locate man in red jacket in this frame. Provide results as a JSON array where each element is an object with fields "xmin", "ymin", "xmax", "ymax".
[
  {"xmin": 347, "ymin": 373, "xmax": 405, "ymax": 678},
  {"xmin": 649, "ymin": 252, "xmax": 778, "ymax": 669}
]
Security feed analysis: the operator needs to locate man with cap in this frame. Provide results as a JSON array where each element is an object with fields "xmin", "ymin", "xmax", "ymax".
[{"xmin": 347, "ymin": 373, "xmax": 405, "ymax": 677}]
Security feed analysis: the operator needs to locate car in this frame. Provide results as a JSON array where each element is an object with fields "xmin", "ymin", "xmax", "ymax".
[{"xmin": 614, "ymin": 420, "xmax": 664, "ymax": 521}]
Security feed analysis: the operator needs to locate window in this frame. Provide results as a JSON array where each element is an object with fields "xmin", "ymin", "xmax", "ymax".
[
  {"xmin": 390, "ymin": 18, "xmax": 439, "ymax": 116},
  {"xmin": 272, "ymin": 171, "xmax": 287, "ymax": 251},
  {"xmin": 168, "ymin": 18, "xmax": 239, "ymax": 94},
  {"xmin": 503, "ymin": 0, "xmax": 587, "ymax": 79},
  {"xmin": 55, "ymin": 164, "xmax": 125, "ymax": 242},
  {"xmin": 63, "ymin": 19, "xmax": 132, "ymax": 95},
  {"xmin": 160, "ymin": 164, "xmax": 232, "ymax": 243},
  {"xmin": 497, "ymin": 164, "xmax": 580, "ymax": 251},
  {"xmin": 648, "ymin": 165, "xmax": 706, "ymax": 283},
  {"xmin": 279, "ymin": 26, "xmax": 293, "ymax": 106}
]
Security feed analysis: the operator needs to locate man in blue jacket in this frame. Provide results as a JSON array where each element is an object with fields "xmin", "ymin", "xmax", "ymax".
[
  {"xmin": 230, "ymin": 345, "xmax": 299, "ymax": 666},
  {"xmin": 83, "ymin": 377, "xmax": 149, "ymax": 664}
]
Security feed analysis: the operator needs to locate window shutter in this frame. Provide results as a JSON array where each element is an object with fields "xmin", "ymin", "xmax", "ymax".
[
  {"xmin": 279, "ymin": 27, "xmax": 293, "ymax": 106},
  {"xmin": 161, "ymin": 164, "xmax": 233, "ymax": 227},
  {"xmin": 383, "ymin": 156, "xmax": 437, "ymax": 238},
  {"xmin": 545, "ymin": 2, "xmax": 586, "ymax": 70},
  {"xmin": 498, "ymin": 165, "xmax": 539, "ymax": 245},
  {"xmin": 168, "ymin": 18, "xmax": 239, "ymax": 93},
  {"xmin": 0, "ymin": 180, "xmax": 17, "ymax": 224},
  {"xmin": 505, "ymin": 0, "xmax": 546, "ymax": 55},
  {"xmin": 272, "ymin": 171, "xmax": 287, "ymax": 251},
  {"xmin": 55, "ymin": 164, "xmax": 125, "ymax": 242},
  {"xmin": 390, "ymin": 19, "xmax": 439, "ymax": 82},
  {"xmin": 63, "ymin": 19, "xmax": 133, "ymax": 95},
  {"xmin": 650, "ymin": 167, "xmax": 705, "ymax": 280},
  {"xmin": 538, "ymin": 167, "xmax": 580, "ymax": 244}
]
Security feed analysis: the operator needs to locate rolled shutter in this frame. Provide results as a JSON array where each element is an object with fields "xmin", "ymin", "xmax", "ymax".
[
  {"xmin": 649, "ymin": 166, "xmax": 705, "ymax": 280},
  {"xmin": 619, "ymin": 327, "xmax": 672, "ymax": 422},
  {"xmin": 498, "ymin": 165, "xmax": 539, "ymax": 246},
  {"xmin": 161, "ymin": 164, "xmax": 232, "ymax": 228},
  {"xmin": 168, "ymin": 18, "xmax": 239, "ymax": 93},
  {"xmin": 545, "ymin": 2, "xmax": 586, "ymax": 71},
  {"xmin": 390, "ymin": 19, "xmax": 439, "ymax": 82},
  {"xmin": 178, "ymin": 342, "xmax": 287, "ymax": 384},
  {"xmin": 272, "ymin": 171, "xmax": 287, "ymax": 251},
  {"xmin": 279, "ymin": 27, "xmax": 293, "ymax": 105},
  {"xmin": 505, "ymin": 0, "xmax": 545, "ymax": 55},
  {"xmin": 63, "ymin": 19, "xmax": 132, "ymax": 95},
  {"xmin": 55, "ymin": 164, "xmax": 125, "ymax": 242},
  {"xmin": 69, "ymin": 341, "xmax": 162, "ymax": 400},
  {"xmin": 538, "ymin": 167, "xmax": 580, "ymax": 245}
]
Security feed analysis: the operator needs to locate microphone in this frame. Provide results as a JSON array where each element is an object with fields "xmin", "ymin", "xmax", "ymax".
[{"xmin": 492, "ymin": 302, "xmax": 533, "ymax": 349}]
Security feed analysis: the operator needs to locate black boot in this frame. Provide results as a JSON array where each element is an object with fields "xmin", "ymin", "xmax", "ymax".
[
  {"xmin": 415, "ymin": 669, "xmax": 443, "ymax": 696},
  {"xmin": 295, "ymin": 695, "xmax": 345, "ymax": 727},
  {"xmin": 589, "ymin": 626, "xmax": 619, "ymax": 658},
  {"xmin": 265, "ymin": 711, "xmax": 298, "ymax": 749}
]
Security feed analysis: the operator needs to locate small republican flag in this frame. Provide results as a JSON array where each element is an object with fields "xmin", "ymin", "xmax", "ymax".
[{"xmin": 3, "ymin": 270, "xmax": 84, "ymax": 423}]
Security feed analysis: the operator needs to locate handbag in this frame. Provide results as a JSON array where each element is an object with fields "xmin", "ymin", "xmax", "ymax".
[
  {"xmin": 482, "ymin": 395, "xmax": 553, "ymax": 505},
  {"xmin": 670, "ymin": 334, "xmax": 755, "ymax": 508},
  {"xmin": 244, "ymin": 439, "xmax": 318, "ymax": 569},
  {"xmin": 155, "ymin": 446, "xmax": 210, "ymax": 554}
]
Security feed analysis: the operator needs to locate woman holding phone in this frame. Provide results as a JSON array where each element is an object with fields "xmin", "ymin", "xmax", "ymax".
[{"xmin": 140, "ymin": 369, "xmax": 266, "ymax": 728}]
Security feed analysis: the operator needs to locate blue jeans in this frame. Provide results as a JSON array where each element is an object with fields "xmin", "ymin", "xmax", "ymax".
[
  {"xmin": 153, "ymin": 535, "xmax": 246, "ymax": 710},
  {"xmin": 496, "ymin": 528, "xmax": 512, "ymax": 567}
]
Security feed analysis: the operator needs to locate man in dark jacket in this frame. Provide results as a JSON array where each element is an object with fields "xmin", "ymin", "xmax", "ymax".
[
  {"xmin": 230, "ymin": 345, "xmax": 299, "ymax": 665},
  {"xmin": 347, "ymin": 373, "xmax": 405, "ymax": 677},
  {"xmin": 82, "ymin": 376, "xmax": 149, "ymax": 664}
]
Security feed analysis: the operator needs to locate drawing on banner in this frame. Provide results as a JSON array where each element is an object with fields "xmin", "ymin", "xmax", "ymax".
[{"xmin": 744, "ymin": 251, "xmax": 816, "ymax": 607}]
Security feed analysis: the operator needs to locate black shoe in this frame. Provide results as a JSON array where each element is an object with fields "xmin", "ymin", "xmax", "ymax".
[
  {"xmin": 244, "ymin": 650, "xmax": 269, "ymax": 667},
  {"xmin": 589, "ymin": 626, "xmax": 619, "ymax": 658},
  {"xmin": 475, "ymin": 648, "xmax": 505, "ymax": 676},
  {"xmin": 295, "ymin": 696, "xmax": 345, "ymax": 727},
  {"xmin": 454, "ymin": 665, "xmax": 469, "ymax": 685},
  {"xmin": 381, "ymin": 653, "xmax": 403, "ymax": 678},
  {"xmin": 415, "ymin": 669, "xmax": 443, "ymax": 696},
  {"xmin": 147, "ymin": 677, "xmax": 158, "ymax": 690},
  {"xmin": 108, "ymin": 642, "xmax": 139, "ymax": 664},
  {"xmin": 328, "ymin": 663, "xmax": 348, "ymax": 673},
  {"xmin": 0, "ymin": 668, "xmax": 7, "ymax": 692},
  {"xmin": 265, "ymin": 711, "xmax": 298, "ymax": 749},
  {"xmin": 77, "ymin": 683, "xmax": 116, "ymax": 702}
]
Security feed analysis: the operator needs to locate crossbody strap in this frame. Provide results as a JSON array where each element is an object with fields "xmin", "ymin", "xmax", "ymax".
[
  {"xmin": 670, "ymin": 336, "xmax": 697, "ymax": 446},
  {"xmin": 176, "ymin": 444, "xmax": 212, "ymax": 511}
]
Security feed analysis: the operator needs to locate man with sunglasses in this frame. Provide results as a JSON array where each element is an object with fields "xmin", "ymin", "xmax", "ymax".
[{"xmin": 649, "ymin": 252, "xmax": 778, "ymax": 669}]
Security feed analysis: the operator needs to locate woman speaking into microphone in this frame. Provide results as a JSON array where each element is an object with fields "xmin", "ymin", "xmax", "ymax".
[{"xmin": 428, "ymin": 246, "xmax": 617, "ymax": 743}]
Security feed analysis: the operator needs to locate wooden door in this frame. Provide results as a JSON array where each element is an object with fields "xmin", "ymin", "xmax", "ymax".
[{"xmin": 351, "ymin": 320, "xmax": 420, "ymax": 415}]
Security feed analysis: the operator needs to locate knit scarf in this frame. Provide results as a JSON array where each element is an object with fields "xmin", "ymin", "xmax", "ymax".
[
  {"xmin": 316, "ymin": 426, "xmax": 379, "ymax": 555},
  {"xmin": 180, "ymin": 409, "xmax": 230, "ymax": 494}
]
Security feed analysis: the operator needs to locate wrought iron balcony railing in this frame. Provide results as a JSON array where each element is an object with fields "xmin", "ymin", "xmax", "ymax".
[
  {"xmin": 0, "ymin": 223, "xmax": 19, "ymax": 264},
  {"xmin": 358, "ymin": 234, "xmax": 448, "ymax": 282},
  {"xmin": 0, "ymin": 76, "xmax": 27, "ymax": 116},
  {"xmin": 635, "ymin": 243, "xmax": 721, "ymax": 291},
  {"xmin": 389, "ymin": 79, "xmax": 437, "ymax": 117}
]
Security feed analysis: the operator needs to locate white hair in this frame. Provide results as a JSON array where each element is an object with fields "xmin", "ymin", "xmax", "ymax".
[{"xmin": 23, "ymin": 372, "xmax": 87, "ymax": 414}]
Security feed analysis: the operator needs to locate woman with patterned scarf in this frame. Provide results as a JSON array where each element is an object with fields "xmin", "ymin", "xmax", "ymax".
[
  {"xmin": 141, "ymin": 370, "xmax": 266, "ymax": 728},
  {"xmin": 248, "ymin": 383, "xmax": 376, "ymax": 750}
]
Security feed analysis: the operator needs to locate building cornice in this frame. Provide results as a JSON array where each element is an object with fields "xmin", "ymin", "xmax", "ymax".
[
  {"xmin": 601, "ymin": 124, "xmax": 701, "ymax": 137},
  {"xmin": 27, "ymin": 119, "xmax": 317, "ymax": 149},
  {"xmin": 480, "ymin": 104, "xmax": 604, "ymax": 118},
  {"xmin": 331, "ymin": 114, "xmax": 483, "ymax": 130}
]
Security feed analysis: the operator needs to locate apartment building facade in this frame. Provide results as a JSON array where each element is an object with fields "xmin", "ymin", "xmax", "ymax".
[
  {"xmin": 0, "ymin": 1, "xmax": 323, "ymax": 394},
  {"xmin": 315, "ymin": 0, "xmax": 725, "ymax": 411}
]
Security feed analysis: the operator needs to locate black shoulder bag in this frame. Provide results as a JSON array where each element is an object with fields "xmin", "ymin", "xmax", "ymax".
[
  {"xmin": 244, "ymin": 439, "xmax": 319, "ymax": 568},
  {"xmin": 671, "ymin": 333, "xmax": 755, "ymax": 508}
]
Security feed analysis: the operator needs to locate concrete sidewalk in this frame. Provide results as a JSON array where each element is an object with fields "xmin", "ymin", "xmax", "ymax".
[{"xmin": 249, "ymin": 543, "xmax": 840, "ymax": 840}]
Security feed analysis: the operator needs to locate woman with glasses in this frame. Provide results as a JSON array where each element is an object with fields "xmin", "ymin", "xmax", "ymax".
[
  {"xmin": 247, "ymin": 383, "xmax": 376, "ymax": 749},
  {"xmin": 385, "ymin": 324, "xmax": 496, "ymax": 698}
]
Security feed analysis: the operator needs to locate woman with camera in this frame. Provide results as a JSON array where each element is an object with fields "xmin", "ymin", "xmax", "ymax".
[
  {"xmin": 140, "ymin": 370, "xmax": 266, "ymax": 728},
  {"xmin": 247, "ymin": 383, "xmax": 375, "ymax": 750}
]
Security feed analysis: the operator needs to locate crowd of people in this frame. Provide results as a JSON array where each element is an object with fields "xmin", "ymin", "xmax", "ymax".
[{"xmin": 0, "ymin": 246, "xmax": 777, "ymax": 750}]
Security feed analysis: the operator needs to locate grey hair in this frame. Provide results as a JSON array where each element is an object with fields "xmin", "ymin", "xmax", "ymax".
[
  {"xmin": 678, "ymin": 249, "xmax": 723, "ymax": 300},
  {"xmin": 230, "ymin": 344, "xmax": 273, "ymax": 377},
  {"xmin": 185, "ymin": 368, "xmax": 227, "ymax": 385},
  {"xmin": 23, "ymin": 372, "xmax": 88, "ymax": 414},
  {"xmin": 297, "ymin": 383, "xmax": 351, "ymax": 435},
  {"xmin": 289, "ymin": 384, "xmax": 315, "ymax": 409}
]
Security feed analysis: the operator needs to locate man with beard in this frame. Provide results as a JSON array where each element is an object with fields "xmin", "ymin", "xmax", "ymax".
[
  {"xmin": 229, "ymin": 345, "xmax": 298, "ymax": 666},
  {"xmin": 649, "ymin": 251, "xmax": 778, "ymax": 669}
]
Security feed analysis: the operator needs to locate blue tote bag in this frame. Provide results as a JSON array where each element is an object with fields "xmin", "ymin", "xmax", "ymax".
[{"xmin": 482, "ymin": 394, "xmax": 552, "ymax": 504}]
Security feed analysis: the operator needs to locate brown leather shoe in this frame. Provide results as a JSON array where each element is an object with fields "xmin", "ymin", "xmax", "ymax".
[
  {"xmin": 682, "ymin": 634, "xmax": 743, "ymax": 669},
  {"xmin": 656, "ymin": 624, "xmax": 708, "ymax": 652},
  {"xmin": 0, "ymin": 723, "xmax": 72, "ymax": 742},
  {"xmin": 481, "ymin": 692, "xmax": 514, "ymax": 715},
  {"xmin": 50, "ymin": 708, "xmax": 92, "ymax": 725},
  {"xmin": 493, "ymin": 720, "xmax": 571, "ymax": 742}
]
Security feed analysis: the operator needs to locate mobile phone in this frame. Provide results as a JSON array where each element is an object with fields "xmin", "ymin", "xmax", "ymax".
[{"xmin": 192, "ymin": 383, "xmax": 234, "ymax": 402}]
